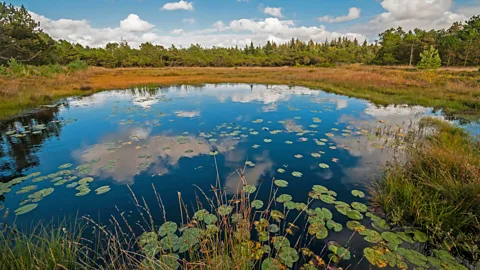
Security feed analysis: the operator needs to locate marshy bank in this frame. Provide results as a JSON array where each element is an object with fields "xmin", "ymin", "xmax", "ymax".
[{"xmin": 1, "ymin": 65, "xmax": 479, "ymax": 121}]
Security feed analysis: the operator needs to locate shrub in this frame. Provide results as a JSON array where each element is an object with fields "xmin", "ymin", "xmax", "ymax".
[
  {"xmin": 8, "ymin": 58, "xmax": 27, "ymax": 76},
  {"xmin": 417, "ymin": 46, "xmax": 442, "ymax": 70},
  {"xmin": 67, "ymin": 60, "xmax": 89, "ymax": 72}
]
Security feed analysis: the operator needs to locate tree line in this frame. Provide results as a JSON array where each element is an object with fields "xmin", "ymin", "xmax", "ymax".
[{"xmin": 1, "ymin": 2, "xmax": 479, "ymax": 68}]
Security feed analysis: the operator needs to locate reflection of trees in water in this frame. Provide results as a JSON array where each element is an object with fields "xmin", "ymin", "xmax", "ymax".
[{"xmin": 0, "ymin": 107, "xmax": 63, "ymax": 181}]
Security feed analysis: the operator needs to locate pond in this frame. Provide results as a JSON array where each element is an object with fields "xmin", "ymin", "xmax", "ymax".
[{"xmin": 0, "ymin": 84, "xmax": 471, "ymax": 269}]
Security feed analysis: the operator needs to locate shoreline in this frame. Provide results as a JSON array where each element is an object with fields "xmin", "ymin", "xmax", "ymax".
[{"xmin": 1, "ymin": 65, "xmax": 479, "ymax": 121}]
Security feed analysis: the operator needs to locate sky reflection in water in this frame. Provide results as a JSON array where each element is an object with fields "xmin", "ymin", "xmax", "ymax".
[{"xmin": 0, "ymin": 84, "xmax": 462, "ymax": 267}]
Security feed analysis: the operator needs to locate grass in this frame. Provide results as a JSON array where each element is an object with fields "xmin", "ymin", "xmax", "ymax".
[
  {"xmin": 1, "ymin": 65, "xmax": 479, "ymax": 120},
  {"xmin": 0, "ymin": 219, "xmax": 91, "ymax": 270},
  {"xmin": 371, "ymin": 118, "xmax": 480, "ymax": 261}
]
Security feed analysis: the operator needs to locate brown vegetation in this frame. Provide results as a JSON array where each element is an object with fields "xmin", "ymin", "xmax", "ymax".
[{"xmin": 1, "ymin": 65, "xmax": 479, "ymax": 120}]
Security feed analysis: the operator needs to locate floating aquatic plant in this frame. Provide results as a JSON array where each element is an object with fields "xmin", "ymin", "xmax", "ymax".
[
  {"xmin": 14, "ymin": 203, "xmax": 38, "ymax": 215},
  {"xmin": 291, "ymin": 171, "xmax": 303, "ymax": 178}
]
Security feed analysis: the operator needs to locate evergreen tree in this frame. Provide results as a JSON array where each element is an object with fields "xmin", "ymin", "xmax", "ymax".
[{"xmin": 417, "ymin": 46, "xmax": 441, "ymax": 69}]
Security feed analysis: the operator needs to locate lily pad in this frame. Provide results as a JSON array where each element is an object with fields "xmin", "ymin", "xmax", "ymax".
[
  {"xmin": 319, "ymin": 163, "xmax": 329, "ymax": 169},
  {"xmin": 272, "ymin": 236, "xmax": 290, "ymax": 250},
  {"xmin": 346, "ymin": 210, "xmax": 363, "ymax": 220},
  {"xmin": 277, "ymin": 168, "xmax": 285, "ymax": 173},
  {"xmin": 16, "ymin": 185, "xmax": 37, "ymax": 194},
  {"xmin": 413, "ymin": 230, "xmax": 428, "ymax": 243},
  {"xmin": 381, "ymin": 232, "xmax": 403, "ymax": 245},
  {"xmin": 14, "ymin": 203, "xmax": 38, "ymax": 215},
  {"xmin": 250, "ymin": 200, "xmax": 264, "ymax": 210},
  {"xmin": 58, "ymin": 163, "xmax": 73, "ymax": 169},
  {"xmin": 78, "ymin": 177, "xmax": 94, "ymax": 185},
  {"xmin": 278, "ymin": 247, "xmax": 299, "ymax": 268},
  {"xmin": 351, "ymin": 189, "xmax": 365, "ymax": 198},
  {"xmin": 243, "ymin": 185, "xmax": 256, "ymax": 194},
  {"xmin": 285, "ymin": 141, "xmax": 293, "ymax": 144},
  {"xmin": 276, "ymin": 194, "xmax": 293, "ymax": 203},
  {"xmin": 261, "ymin": 258, "xmax": 282, "ymax": 270},
  {"xmin": 217, "ymin": 205, "xmax": 233, "ymax": 216},
  {"xmin": 95, "ymin": 186, "xmax": 111, "ymax": 195},
  {"xmin": 274, "ymin": 180, "xmax": 288, "ymax": 188},
  {"xmin": 159, "ymin": 221, "xmax": 178, "ymax": 236},
  {"xmin": 291, "ymin": 171, "xmax": 303, "ymax": 178},
  {"xmin": 263, "ymin": 139, "xmax": 272, "ymax": 143},
  {"xmin": 351, "ymin": 202, "xmax": 368, "ymax": 212}
]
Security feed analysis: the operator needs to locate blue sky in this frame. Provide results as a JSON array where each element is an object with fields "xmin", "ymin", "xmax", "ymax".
[{"xmin": 9, "ymin": 0, "xmax": 480, "ymax": 48}]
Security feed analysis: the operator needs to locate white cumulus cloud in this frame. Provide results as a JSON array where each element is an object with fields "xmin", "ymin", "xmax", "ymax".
[
  {"xmin": 161, "ymin": 1, "xmax": 194, "ymax": 11},
  {"xmin": 120, "ymin": 14, "xmax": 154, "ymax": 32},
  {"xmin": 264, "ymin": 7, "xmax": 284, "ymax": 18},
  {"xmin": 318, "ymin": 7, "xmax": 361, "ymax": 23},
  {"xmin": 351, "ymin": 0, "xmax": 474, "ymax": 37}
]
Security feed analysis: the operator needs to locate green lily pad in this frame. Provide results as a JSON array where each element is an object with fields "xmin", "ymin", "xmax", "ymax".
[
  {"xmin": 326, "ymin": 220, "xmax": 343, "ymax": 232},
  {"xmin": 396, "ymin": 231, "xmax": 415, "ymax": 243},
  {"xmin": 16, "ymin": 185, "xmax": 37, "ymax": 194},
  {"xmin": 160, "ymin": 234, "xmax": 179, "ymax": 250},
  {"xmin": 261, "ymin": 258, "xmax": 282, "ymax": 270},
  {"xmin": 159, "ymin": 221, "xmax": 178, "ymax": 237},
  {"xmin": 321, "ymin": 208, "xmax": 333, "ymax": 220},
  {"xmin": 159, "ymin": 254, "xmax": 180, "ymax": 270},
  {"xmin": 276, "ymin": 194, "xmax": 293, "ymax": 203},
  {"xmin": 75, "ymin": 188, "xmax": 91, "ymax": 196},
  {"xmin": 413, "ymin": 230, "xmax": 428, "ymax": 243},
  {"xmin": 278, "ymin": 247, "xmax": 299, "ymax": 268},
  {"xmin": 274, "ymin": 180, "xmax": 289, "ymax": 187},
  {"xmin": 217, "ymin": 205, "xmax": 233, "ymax": 216},
  {"xmin": 315, "ymin": 224, "xmax": 328, "ymax": 239},
  {"xmin": 263, "ymin": 139, "xmax": 272, "ymax": 143},
  {"xmin": 320, "ymin": 194, "xmax": 336, "ymax": 204},
  {"xmin": 268, "ymin": 224, "xmax": 280, "ymax": 233},
  {"xmin": 347, "ymin": 210, "xmax": 363, "ymax": 220},
  {"xmin": 312, "ymin": 185, "xmax": 328, "ymax": 193},
  {"xmin": 277, "ymin": 168, "xmax": 285, "ymax": 173},
  {"xmin": 291, "ymin": 171, "xmax": 303, "ymax": 177},
  {"xmin": 14, "ymin": 203, "xmax": 38, "ymax": 215},
  {"xmin": 285, "ymin": 141, "xmax": 293, "ymax": 144},
  {"xmin": 319, "ymin": 163, "xmax": 329, "ymax": 169},
  {"xmin": 66, "ymin": 182, "xmax": 79, "ymax": 189},
  {"xmin": 95, "ymin": 186, "xmax": 111, "ymax": 195},
  {"xmin": 381, "ymin": 232, "xmax": 403, "ymax": 245},
  {"xmin": 251, "ymin": 200, "xmax": 264, "ymax": 209},
  {"xmin": 243, "ymin": 185, "xmax": 257, "ymax": 194},
  {"xmin": 58, "ymin": 163, "xmax": 73, "ymax": 169},
  {"xmin": 78, "ymin": 177, "xmax": 94, "ymax": 185},
  {"xmin": 204, "ymin": 214, "xmax": 217, "ymax": 225},
  {"xmin": 346, "ymin": 221, "xmax": 366, "ymax": 232},
  {"xmin": 272, "ymin": 236, "xmax": 290, "ymax": 250},
  {"xmin": 351, "ymin": 202, "xmax": 368, "ymax": 212},
  {"xmin": 397, "ymin": 247, "xmax": 429, "ymax": 268},
  {"xmin": 351, "ymin": 189, "xmax": 365, "ymax": 198}
]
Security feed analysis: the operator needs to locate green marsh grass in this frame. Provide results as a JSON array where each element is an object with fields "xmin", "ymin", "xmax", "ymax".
[
  {"xmin": 372, "ymin": 118, "xmax": 480, "ymax": 261},
  {"xmin": 0, "ymin": 219, "xmax": 92, "ymax": 270}
]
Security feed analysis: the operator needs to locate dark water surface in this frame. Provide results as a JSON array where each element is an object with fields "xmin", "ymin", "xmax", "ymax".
[{"xmin": 0, "ymin": 84, "xmax": 475, "ymax": 268}]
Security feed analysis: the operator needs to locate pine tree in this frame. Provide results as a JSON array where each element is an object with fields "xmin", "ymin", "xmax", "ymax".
[{"xmin": 417, "ymin": 45, "xmax": 441, "ymax": 69}]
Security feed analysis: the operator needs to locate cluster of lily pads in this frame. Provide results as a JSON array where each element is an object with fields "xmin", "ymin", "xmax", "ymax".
[
  {"xmin": 132, "ymin": 177, "xmax": 466, "ymax": 270},
  {"xmin": 0, "ymin": 161, "xmax": 112, "ymax": 216}
]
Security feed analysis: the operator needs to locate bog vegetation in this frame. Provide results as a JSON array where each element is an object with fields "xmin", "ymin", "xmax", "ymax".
[{"xmin": 1, "ymin": 3, "xmax": 480, "ymax": 69}]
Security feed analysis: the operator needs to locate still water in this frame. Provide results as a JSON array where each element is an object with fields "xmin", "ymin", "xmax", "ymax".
[{"xmin": 0, "ymin": 84, "xmax": 468, "ymax": 268}]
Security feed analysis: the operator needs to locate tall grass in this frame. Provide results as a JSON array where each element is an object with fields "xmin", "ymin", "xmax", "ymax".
[
  {"xmin": 371, "ymin": 118, "xmax": 480, "ymax": 261},
  {"xmin": 0, "ymin": 219, "xmax": 93, "ymax": 270}
]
